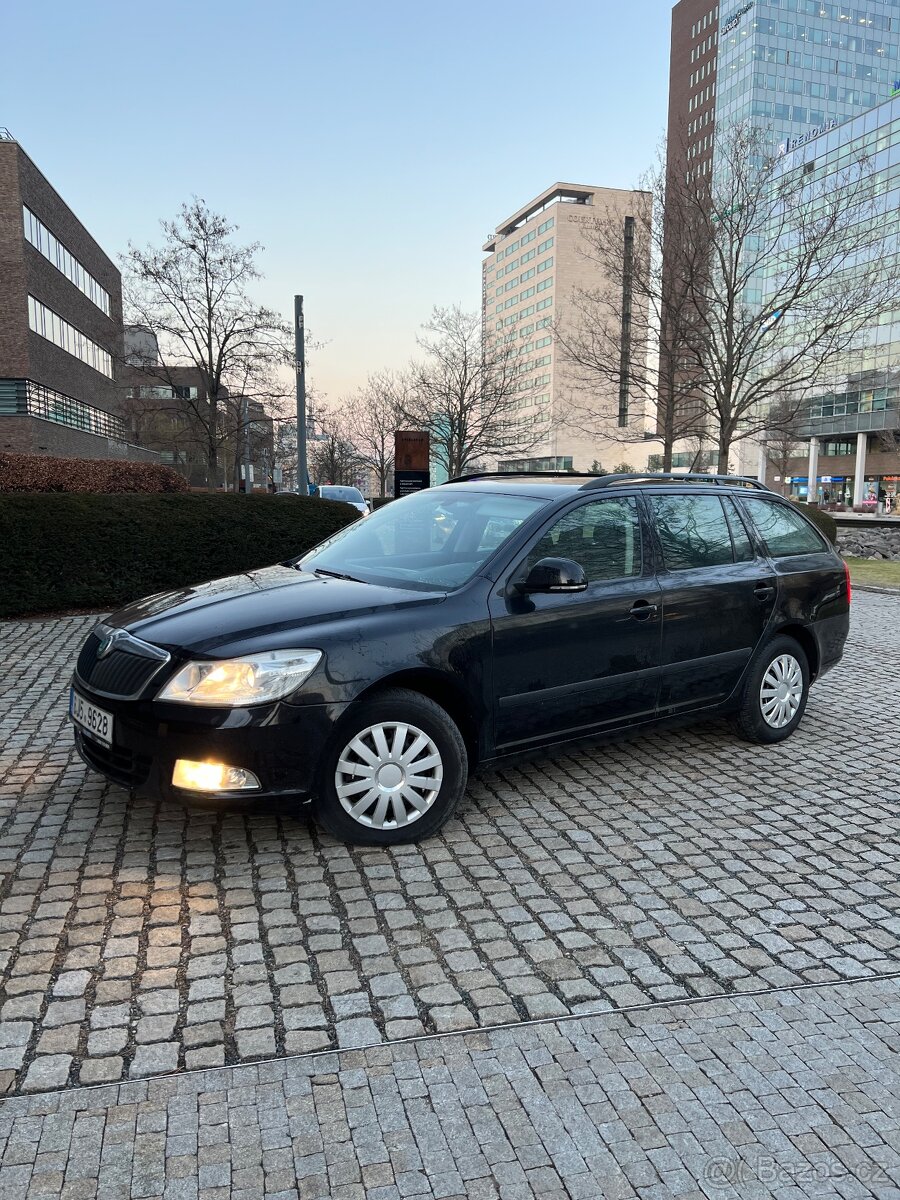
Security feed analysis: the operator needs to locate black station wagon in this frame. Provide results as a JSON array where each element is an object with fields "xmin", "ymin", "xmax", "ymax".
[{"xmin": 70, "ymin": 473, "xmax": 851, "ymax": 844}]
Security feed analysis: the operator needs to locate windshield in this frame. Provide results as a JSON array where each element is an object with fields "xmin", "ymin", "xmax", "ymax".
[
  {"xmin": 320, "ymin": 486, "xmax": 365, "ymax": 503},
  {"xmin": 298, "ymin": 488, "xmax": 548, "ymax": 590}
]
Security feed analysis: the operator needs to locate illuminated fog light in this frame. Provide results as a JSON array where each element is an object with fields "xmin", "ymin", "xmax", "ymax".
[{"xmin": 172, "ymin": 759, "xmax": 260, "ymax": 793}]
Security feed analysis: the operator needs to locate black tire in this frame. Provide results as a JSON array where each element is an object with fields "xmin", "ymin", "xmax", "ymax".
[
  {"xmin": 730, "ymin": 635, "xmax": 810, "ymax": 744},
  {"xmin": 312, "ymin": 688, "xmax": 468, "ymax": 845}
]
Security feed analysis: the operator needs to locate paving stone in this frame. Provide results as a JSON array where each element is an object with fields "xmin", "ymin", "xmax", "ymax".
[
  {"xmin": 21, "ymin": 1055, "xmax": 72, "ymax": 1092},
  {"xmin": 0, "ymin": 597, "xmax": 899, "ymax": 1132},
  {"xmin": 130, "ymin": 1043, "xmax": 180, "ymax": 1078}
]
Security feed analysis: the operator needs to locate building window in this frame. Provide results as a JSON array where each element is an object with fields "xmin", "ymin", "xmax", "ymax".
[
  {"xmin": 0, "ymin": 377, "xmax": 124, "ymax": 438},
  {"xmin": 538, "ymin": 237, "xmax": 554, "ymax": 253},
  {"xmin": 27, "ymin": 295, "xmax": 114, "ymax": 377},
  {"xmin": 537, "ymin": 217, "xmax": 555, "ymax": 234},
  {"xmin": 22, "ymin": 207, "xmax": 111, "ymax": 316},
  {"xmin": 536, "ymin": 277, "xmax": 553, "ymax": 292},
  {"xmin": 500, "ymin": 456, "xmax": 573, "ymax": 473}
]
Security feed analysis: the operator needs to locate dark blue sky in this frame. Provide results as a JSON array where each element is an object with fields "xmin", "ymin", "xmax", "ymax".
[{"xmin": 3, "ymin": 0, "xmax": 672, "ymax": 401}]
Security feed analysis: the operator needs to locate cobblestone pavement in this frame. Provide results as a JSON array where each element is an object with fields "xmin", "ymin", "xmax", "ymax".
[
  {"xmin": 1, "ymin": 978, "xmax": 899, "ymax": 1199},
  {"xmin": 0, "ymin": 594, "xmax": 899, "ymax": 1101}
]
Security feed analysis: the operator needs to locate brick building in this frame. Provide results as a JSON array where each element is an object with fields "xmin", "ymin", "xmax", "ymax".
[{"xmin": 0, "ymin": 129, "xmax": 152, "ymax": 461}]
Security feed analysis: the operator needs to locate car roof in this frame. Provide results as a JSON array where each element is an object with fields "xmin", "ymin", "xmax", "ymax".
[{"xmin": 438, "ymin": 472, "xmax": 775, "ymax": 501}]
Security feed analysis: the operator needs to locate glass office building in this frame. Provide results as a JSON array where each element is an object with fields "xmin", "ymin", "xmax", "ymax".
[
  {"xmin": 771, "ymin": 93, "xmax": 900, "ymax": 507},
  {"xmin": 668, "ymin": 1, "xmax": 900, "ymax": 482},
  {"xmin": 716, "ymin": 1, "xmax": 900, "ymax": 158}
]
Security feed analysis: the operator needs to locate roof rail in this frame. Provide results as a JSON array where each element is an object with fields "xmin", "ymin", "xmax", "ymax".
[
  {"xmin": 443, "ymin": 470, "xmax": 604, "ymax": 484},
  {"xmin": 578, "ymin": 472, "xmax": 772, "ymax": 492},
  {"xmin": 443, "ymin": 470, "xmax": 772, "ymax": 492}
]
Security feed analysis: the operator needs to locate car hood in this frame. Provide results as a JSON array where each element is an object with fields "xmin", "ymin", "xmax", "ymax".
[{"xmin": 106, "ymin": 565, "xmax": 445, "ymax": 657}]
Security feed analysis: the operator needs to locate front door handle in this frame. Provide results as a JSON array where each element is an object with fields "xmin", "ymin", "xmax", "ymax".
[
  {"xmin": 630, "ymin": 599, "xmax": 658, "ymax": 620},
  {"xmin": 754, "ymin": 581, "xmax": 776, "ymax": 602}
]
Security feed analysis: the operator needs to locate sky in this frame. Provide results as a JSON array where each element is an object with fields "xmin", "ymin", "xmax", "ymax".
[{"xmin": 3, "ymin": 0, "xmax": 673, "ymax": 408}]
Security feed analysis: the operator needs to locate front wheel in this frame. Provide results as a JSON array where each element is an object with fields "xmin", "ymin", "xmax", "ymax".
[
  {"xmin": 313, "ymin": 689, "xmax": 468, "ymax": 845},
  {"xmin": 730, "ymin": 636, "xmax": 810, "ymax": 744}
]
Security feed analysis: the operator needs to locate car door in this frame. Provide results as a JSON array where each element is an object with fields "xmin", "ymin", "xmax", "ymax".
[
  {"xmin": 489, "ymin": 494, "xmax": 663, "ymax": 751},
  {"xmin": 647, "ymin": 491, "xmax": 777, "ymax": 712}
]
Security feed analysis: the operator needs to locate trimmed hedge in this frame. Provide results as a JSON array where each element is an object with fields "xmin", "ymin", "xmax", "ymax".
[
  {"xmin": 0, "ymin": 451, "xmax": 189, "ymax": 494},
  {"xmin": 794, "ymin": 503, "xmax": 837, "ymax": 545},
  {"xmin": 0, "ymin": 493, "xmax": 358, "ymax": 618}
]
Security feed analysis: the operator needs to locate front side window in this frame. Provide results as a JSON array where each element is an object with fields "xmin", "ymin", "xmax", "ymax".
[
  {"xmin": 523, "ymin": 498, "xmax": 642, "ymax": 582},
  {"xmin": 650, "ymin": 495, "xmax": 735, "ymax": 570},
  {"xmin": 299, "ymin": 489, "xmax": 547, "ymax": 591},
  {"xmin": 742, "ymin": 498, "xmax": 826, "ymax": 557}
]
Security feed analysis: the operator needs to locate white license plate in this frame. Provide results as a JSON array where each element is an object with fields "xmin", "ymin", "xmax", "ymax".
[{"xmin": 70, "ymin": 689, "xmax": 114, "ymax": 748}]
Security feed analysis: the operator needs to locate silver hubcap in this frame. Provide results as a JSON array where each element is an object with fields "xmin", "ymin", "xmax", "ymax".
[
  {"xmin": 335, "ymin": 722, "xmax": 443, "ymax": 829},
  {"xmin": 760, "ymin": 653, "xmax": 804, "ymax": 729}
]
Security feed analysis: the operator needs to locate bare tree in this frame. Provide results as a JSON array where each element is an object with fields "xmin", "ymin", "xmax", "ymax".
[
  {"xmin": 344, "ymin": 371, "xmax": 404, "ymax": 496},
  {"xmin": 401, "ymin": 306, "xmax": 540, "ymax": 479},
  {"xmin": 554, "ymin": 148, "xmax": 707, "ymax": 470},
  {"xmin": 677, "ymin": 122, "xmax": 900, "ymax": 472},
  {"xmin": 309, "ymin": 413, "xmax": 363, "ymax": 487},
  {"xmin": 761, "ymin": 396, "xmax": 807, "ymax": 497},
  {"xmin": 121, "ymin": 200, "xmax": 291, "ymax": 489}
]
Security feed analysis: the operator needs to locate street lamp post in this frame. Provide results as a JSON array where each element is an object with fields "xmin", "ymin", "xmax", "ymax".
[{"xmin": 295, "ymin": 296, "xmax": 308, "ymax": 495}]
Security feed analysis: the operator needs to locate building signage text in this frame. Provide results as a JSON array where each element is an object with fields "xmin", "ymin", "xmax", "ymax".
[
  {"xmin": 778, "ymin": 118, "xmax": 837, "ymax": 156},
  {"xmin": 721, "ymin": 1, "xmax": 754, "ymax": 35}
]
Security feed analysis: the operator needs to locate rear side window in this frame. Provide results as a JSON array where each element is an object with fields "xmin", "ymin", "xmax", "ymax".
[
  {"xmin": 722, "ymin": 497, "xmax": 756, "ymax": 562},
  {"xmin": 649, "ymin": 495, "xmax": 734, "ymax": 570},
  {"xmin": 742, "ymin": 498, "xmax": 825, "ymax": 557}
]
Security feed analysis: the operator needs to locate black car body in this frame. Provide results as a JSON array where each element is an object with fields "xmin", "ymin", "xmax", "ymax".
[{"xmin": 70, "ymin": 474, "xmax": 850, "ymax": 843}]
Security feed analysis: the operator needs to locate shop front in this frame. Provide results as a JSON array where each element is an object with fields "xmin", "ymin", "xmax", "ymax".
[{"xmin": 783, "ymin": 474, "xmax": 899, "ymax": 512}]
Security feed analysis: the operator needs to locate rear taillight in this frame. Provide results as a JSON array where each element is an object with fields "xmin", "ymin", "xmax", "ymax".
[{"xmin": 844, "ymin": 561, "xmax": 852, "ymax": 604}]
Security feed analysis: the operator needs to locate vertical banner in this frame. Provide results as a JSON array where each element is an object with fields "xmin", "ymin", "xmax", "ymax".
[{"xmin": 394, "ymin": 431, "xmax": 431, "ymax": 497}]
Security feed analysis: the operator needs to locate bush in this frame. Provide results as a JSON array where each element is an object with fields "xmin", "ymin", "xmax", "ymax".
[
  {"xmin": 794, "ymin": 501, "xmax": 837, "ymax": 545},
  {"xmin": 0, "ymin": 493, "xmax": 357, "ymax": 618},
  {"xmin": 0, "ymin": 451, "xmax": 188, "ymax": 493}
]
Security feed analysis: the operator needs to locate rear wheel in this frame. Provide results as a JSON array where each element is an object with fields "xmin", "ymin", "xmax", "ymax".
[
  {"xmin": 313, "ymin": 689, "xmax": 468, "ymax": 845},
  {"xmin": 731, "ymin": 635, "xmax": 810, "ymax": 744}
]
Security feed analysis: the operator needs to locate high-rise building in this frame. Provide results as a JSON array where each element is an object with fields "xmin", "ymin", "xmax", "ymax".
[
  {"xmin": 664, "ymin": 1, "xmax": 900, "ymax": 471},
  {"xmin": 765, "ymin": 94, "xmax": 900, "ymax": 507},
  {"xmin": 668, "ymin": 0, "xmax": 720, "ymax": 183},
  {"xmin": 482, "ymin": 183, "xmax": 663, "ymax": 474},
  {"xmin": 668, "ymin": 1, "xmax": 900, "ymax": 179},
  {"xmin": 0, "ymin": 129, "xmax": 150, "ymax": 461},
  {"xmin": 716, "ymin": 0, "xmax": 900, "ymax": 158}
]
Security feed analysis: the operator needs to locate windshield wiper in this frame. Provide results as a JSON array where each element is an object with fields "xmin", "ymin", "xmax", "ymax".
[{"xmin": 312, "ymin": 567, "xmax": 364, "ymax": 583}]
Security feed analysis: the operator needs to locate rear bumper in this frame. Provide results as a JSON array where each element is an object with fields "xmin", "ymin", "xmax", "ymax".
[
  {"xmin": 71, "ymin": 683, "xmax": 347, "ymax": 803},
  {"xmin": 813, "ymin": 611, "xmax": 850, "ymax": 679}
]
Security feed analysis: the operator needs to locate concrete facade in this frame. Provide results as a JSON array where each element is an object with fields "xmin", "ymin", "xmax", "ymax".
[{"xmin": 482, "ymin": 184, "xmax": 669, "ymax": 474}]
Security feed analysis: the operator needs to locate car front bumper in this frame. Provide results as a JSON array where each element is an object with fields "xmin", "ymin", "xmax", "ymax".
[{"xmin": 71, "ymin": 682, "xmax": 348, "ymax": 803}]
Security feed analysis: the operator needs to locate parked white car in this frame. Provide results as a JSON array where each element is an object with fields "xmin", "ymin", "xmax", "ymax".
[{"xmin": 317, "ymin": 485, "xmax": 370, "ymax": 515}]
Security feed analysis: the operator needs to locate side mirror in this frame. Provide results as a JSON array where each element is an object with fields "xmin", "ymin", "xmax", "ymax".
[{"xmin": 518, "ymin": 557, "xmax": 588, "ymax": 595}]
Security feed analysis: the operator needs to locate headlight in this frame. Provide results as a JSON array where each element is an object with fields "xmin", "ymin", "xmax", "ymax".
[{"xmin": 157, "ymin": 649, "xmax": 322, "ymax": 706}]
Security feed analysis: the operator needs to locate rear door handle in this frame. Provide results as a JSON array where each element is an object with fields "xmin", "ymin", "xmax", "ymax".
[
  {"xmin": 754, "ymin": 581, "xmax": 776, "ymax": 601},
  {"xmin": 630, "ymin": 599, "xmax": 658, "ymax": 620}
]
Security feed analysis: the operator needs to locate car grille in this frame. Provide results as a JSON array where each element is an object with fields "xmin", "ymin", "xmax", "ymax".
[
  {"xmin": 76, "ymin": 732, "xmax": 152, "ymax": 789},
  {"xmin": 75, "ymin": 628, "xmax": 170, "ymax": 699}
]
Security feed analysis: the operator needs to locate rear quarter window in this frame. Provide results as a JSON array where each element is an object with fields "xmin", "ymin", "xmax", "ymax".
[{"xmin": 742, "ymin": 498, "xmax": 826, "ymax": 557}]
